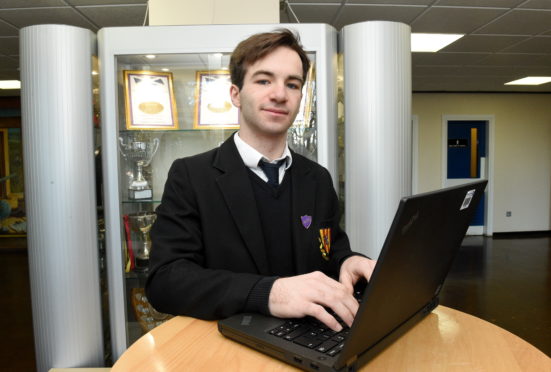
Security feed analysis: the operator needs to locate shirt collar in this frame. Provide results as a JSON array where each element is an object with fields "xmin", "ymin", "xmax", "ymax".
[{"xmin": 234, "ymin": 132, "xmax": 293, "ymax": 170}]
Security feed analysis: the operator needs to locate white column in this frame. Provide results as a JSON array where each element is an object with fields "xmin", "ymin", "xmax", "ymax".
[
  {"xmin": 20, "ymin": 24, "xmax": 104, "ymax": 372},
  {"xmin": 342, "ymin": 21, "xmax": 412, "ymax": 259}
]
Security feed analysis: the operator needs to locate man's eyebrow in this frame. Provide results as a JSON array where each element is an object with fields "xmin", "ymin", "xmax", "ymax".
[
  {"xmin": 288, "ymin": 74, "xmax": 305, "ymax": 85},
  {"xmin": 251, "ymin": 70, "xmax": 304, "ymax": 84}
]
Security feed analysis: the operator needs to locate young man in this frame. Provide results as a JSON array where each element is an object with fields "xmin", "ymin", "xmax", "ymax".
[{"xmin": 146, "ymin": 29, "xmax": 376, "ymax": 332}]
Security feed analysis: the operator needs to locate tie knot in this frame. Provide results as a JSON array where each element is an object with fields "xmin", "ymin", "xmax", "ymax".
[{"xmin": 258, "ymin": 159, "xmax": 286, "ymax": 187}]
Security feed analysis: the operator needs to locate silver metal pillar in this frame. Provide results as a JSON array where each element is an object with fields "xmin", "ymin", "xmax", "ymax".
[
  {"xmin": 342, "ymin": 21, "xmax": 412, "ymax": 259},
  {"xmin": 20, "ymin": 24, "xmax": 104, "ymax": 372}
]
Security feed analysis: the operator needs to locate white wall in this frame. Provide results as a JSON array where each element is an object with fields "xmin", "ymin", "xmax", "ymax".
[
  {"xmin": 149, "ymin": 0, "xmax": 278, "ymax": 25},
  {"xmin": 413, "ymin": 93, "xmax": 551, "ymax": 233}
]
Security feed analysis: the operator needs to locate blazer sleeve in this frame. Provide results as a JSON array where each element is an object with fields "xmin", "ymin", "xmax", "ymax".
[{"xmin": 145, "ymin": 158, "xmax": 264, "ymax": 320}]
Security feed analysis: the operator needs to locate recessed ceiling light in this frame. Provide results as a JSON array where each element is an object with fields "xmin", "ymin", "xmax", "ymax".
[
  {"xmin": 411, "ymin": 33, "xmax": 464, "ymax": 52},
  {"xmin": 161, "ymin": 68, "xmax": 170, "ymax": 72},
  {"xmin": 145, "ymin": 54, "xmax": 156, "ymax": 59},
  {"xmin": 505, "ymin": 76, "xmax": 551, "ymax": 85},
  {"xmin": 0, "ymin": 80, "xmax": 20, "ymax": 89}
]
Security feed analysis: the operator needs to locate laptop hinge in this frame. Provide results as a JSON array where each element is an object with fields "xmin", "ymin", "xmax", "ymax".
[{"xmin": 345, "ymin": 355, "xmax": 358, "ymax": 371}]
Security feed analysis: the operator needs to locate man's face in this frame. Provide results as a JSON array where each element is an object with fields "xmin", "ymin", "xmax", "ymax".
[{"xmin": 230, "ymin": 46, "xmax": 304, "ymax": 139}]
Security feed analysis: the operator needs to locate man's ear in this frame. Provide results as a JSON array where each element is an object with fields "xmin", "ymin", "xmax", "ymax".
[{"xmin": 229, "ymin": 84, "xmax": 241, "ymax": 108}]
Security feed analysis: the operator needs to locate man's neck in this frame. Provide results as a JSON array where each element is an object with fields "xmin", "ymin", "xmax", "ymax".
[{"xmin": 237, "ymin": 129, "xmax": 287, "ymax": 161}]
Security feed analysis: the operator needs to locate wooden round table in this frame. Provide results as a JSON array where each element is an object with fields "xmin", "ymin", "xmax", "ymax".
[{"xmin": 112, "ymin": 306, "xmax": 550, "ymax": 371}]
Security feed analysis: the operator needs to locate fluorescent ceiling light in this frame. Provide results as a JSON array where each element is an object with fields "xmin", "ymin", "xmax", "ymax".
[
  {"xmin": 411, "ymin": 33, "xmax": 464, "ymax": 52},
  {"xmin": 505, "ymin": 76, "xmax": 551, "ymax": 85},
  {"xmin": 0, "ymin": 80, "xmax": 20, "ymax": 89}
]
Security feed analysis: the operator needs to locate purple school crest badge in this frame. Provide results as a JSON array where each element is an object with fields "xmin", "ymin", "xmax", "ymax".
[{"xmin": 301, "ymin": 215, "xmax": 312, "ymax": 229}]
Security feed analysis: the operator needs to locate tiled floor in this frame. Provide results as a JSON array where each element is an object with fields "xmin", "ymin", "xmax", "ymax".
[
  {"xmin": 1, "ymin": 233, "xmax": 549, "ymax": 371},
  {"xmin": 0, "ymin": 238, "xmax": 36, "ymax": 371},
  {"xmin": 439, "ymin": 233, "xmax": 551, "ymax": 356}
]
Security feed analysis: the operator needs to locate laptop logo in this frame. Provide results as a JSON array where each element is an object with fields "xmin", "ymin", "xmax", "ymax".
[
  {"xmin": 241, "ymin": 315, "xmax": 252, "ymax": 326},
  {"xmin": 460, "ymin": 189, "xmax": 476, "ymax": 210},
  {"xmin": 401, "ymin": 211, "xmax": 419, "ymax": 235}
]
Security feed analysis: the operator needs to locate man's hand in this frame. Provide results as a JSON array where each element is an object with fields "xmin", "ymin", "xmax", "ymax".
[
  {"xmin": 339, "ymin": 255, "xmax": 377, "ymax": 294},
  {"xmin": 268, "ymin": 271, "xmax": 359, "ymax": 331}
]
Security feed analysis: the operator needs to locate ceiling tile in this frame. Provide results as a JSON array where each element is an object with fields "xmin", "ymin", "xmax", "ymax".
[
  {"xmin": 509, "ymin": 65, "xmax": 551, "ymax": 76},
  {"xmin": 411, "ymin": 7, "xmax": 508, "ymax": 33},
  {"xmin": 0, "ymin": 19, "xmax": 18, "ymax": 36},
  {"xmin": 441, "ymin": 35, "xmax": 529, "ymax": 53},
  {"xmin": 0, "ymin": 7, "xmax": 96, "ymax": 30},
  {"xmin": 287, "ymin": 0, "xmax": 339, "ymax": 3},
  {"xmin": 279, "ymin": 9, "xmax": 292, "ymax": 23},
  {"xmin": 76, "ymin": 5, "xmax": 147, "ymax": 28},
  {"xmin": 282, "ymin": 4, "xmax": 341, "ymax": 25},
  {"xmin": 519, "ymin": 0, "xmax": 551, "ymax": 10},
  {"xmin": 347, "ymin": 0, "xmax": 433, "ymax": 4},
  {"xmin": 0, "ymin": 71, "xmax": 19, "ymax": 80},
  {"xmin": 413, "ymin": 65, "xmax": 463, "ymax": 76},
  {"xmin": 435, "ymin": 0, "xmax": 524, "ymax": 7},
  {"xmin": 501, "ymin": 36, "xmax": 551, "ymax": 53},
  {"xmin": 413, "ymin": 74, "xmax": 550, "ymax": 92},
  {"xmin": 413, "ymin": 52, "xmax": 489, "ymax": 66},
  {"xmin": 0, "ymin": 37, "xmax": 19, "ymax": 56},
  {"xmin": 0, "ymin": 55, "xmax": 18, "ymax": 69},
  {"xmin": 66, "ymin": 0, "xmax": 147, "ymax": 5},
  {"xmin": 475, "ymin": 9, "xmax": 551, "ymax": 35},
  {"xmin": 454, "ymin": 66, "xmax": 525, "ymax": 76},
  {"xmin": 0, "ymin": 0, "xmax": 66, "ymax": 8},
  {"xmin": 414, "ymin": 65, "xmax": 550, "ymax": 80},
  {"xmin": 476, "ymin": 53, "xmax": 551, "ymax": 66},
  {"xmin": 334, "ymin": 4, "xmax": 425, "ymax": 30}
]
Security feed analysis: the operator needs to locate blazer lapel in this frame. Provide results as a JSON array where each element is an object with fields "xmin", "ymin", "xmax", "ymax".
[
  {"xmin": 290, "ymin": 154, "xmax": 318, "ymax": 274},
  {"xmin": 213, "ymin": 136, "xmax": 270, "ymax": 275}
]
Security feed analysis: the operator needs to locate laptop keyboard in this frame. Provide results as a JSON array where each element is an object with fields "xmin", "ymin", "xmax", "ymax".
[
  {"xmin": 268, "ymin": 317, "xmax": 349, "ymax": 357},
  {"xmin": 267, "ymin": 286, "xmax": 365, "ymax": 357}
]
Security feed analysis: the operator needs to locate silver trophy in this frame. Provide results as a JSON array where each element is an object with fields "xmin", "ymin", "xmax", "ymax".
[
  {"xmin": 119, "ymin": 134, "xmax": 160, "ymax": 200},
  {"xmin": 129, "ymin": 212, "xmax": 157, "ymax": 271}
]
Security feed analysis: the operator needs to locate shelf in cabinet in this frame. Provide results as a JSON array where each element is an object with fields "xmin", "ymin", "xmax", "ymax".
[
  {"xmin": 122, "ymin": 199, "xmax": 161, "ymax": 204},
  {"xmin": 125, "ymin": 270, "xmax": 149, "ymax": 280}
]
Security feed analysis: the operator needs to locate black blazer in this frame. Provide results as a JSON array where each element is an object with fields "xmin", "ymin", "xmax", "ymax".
[{"xmin": 146, "ymin": 135, "xmax": 354, "ymax": 320}]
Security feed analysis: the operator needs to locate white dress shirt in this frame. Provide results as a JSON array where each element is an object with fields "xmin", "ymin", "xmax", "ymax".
[{"xmin": 233, "ymin": 132, "xmax": 292, "ymax": 185}]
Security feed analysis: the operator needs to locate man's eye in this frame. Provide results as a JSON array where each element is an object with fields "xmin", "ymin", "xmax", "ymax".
[
  {"xmin": 287, "ymin": 83, "xmax": 301, "ymax": 90},
  {"xmin": 256, "ymin": 79, "xmax": 270, "ymax": 85}
]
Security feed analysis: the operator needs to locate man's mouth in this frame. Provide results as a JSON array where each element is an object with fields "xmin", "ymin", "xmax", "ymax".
[{"xmin": 262, "ymin": 107, "xmax": 288, "ymax": 116}]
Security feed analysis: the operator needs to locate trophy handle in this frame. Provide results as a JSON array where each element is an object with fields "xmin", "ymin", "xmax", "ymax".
[
  {"xmin": 143, "ymin": 137, "xmax": 160, "ymax": 167},
  {"xmin": 118, "ymin": 136, "xmax": 128, "ymax": 159}
]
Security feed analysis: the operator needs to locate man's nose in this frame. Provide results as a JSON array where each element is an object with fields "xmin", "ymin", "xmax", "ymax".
[{"xmin": 269, "ymin": 82, "xmax": 287, "ymax": 101}]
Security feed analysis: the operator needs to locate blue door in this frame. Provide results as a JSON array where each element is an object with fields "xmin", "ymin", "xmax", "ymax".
[{"xmin": 447, "ymin": 120, "xmax": 487, "ymax": 231}]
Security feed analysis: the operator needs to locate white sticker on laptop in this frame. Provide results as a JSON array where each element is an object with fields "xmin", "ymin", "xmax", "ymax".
[{"xmin": 460, "ymin": 189, "xmax": 475, "ymax": 210}]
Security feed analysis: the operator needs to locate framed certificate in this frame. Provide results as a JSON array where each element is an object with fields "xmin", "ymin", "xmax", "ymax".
[
  {"xmin": 123, "ymin": 70, "xmax": 178, "ymax": 130},
  {"xmin": 194, "ymin": 70, "xmax": 239, "ymax": 129}
]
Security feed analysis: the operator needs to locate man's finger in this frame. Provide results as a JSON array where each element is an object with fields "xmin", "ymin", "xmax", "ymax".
[{"xmin": 307, "ymin": 303, "xmax": 342, "ymax": 332}]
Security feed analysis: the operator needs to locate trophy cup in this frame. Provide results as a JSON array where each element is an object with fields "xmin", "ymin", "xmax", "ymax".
[
  {"xmin": 128, "ymin": 212, "xmax": 157, "ymax": 271},
  {"xmin": 118, "ymin": 134, "xmax": 160, "ymax": 200}
]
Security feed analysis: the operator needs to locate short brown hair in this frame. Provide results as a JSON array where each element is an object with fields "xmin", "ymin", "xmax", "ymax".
[{"xmin": 229, "ymin": 28, "xmax": 310, "ymax": 90}]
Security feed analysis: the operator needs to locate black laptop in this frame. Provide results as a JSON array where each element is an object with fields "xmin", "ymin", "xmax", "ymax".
[{"xmin": 218, "ymin": 180, "xmax": 487, "ymax": 372}]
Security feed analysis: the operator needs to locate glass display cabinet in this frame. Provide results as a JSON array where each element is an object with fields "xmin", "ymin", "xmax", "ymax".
[{"xmin": 98, "ymin": 24, "xmax": 338, "ymax": 358}]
